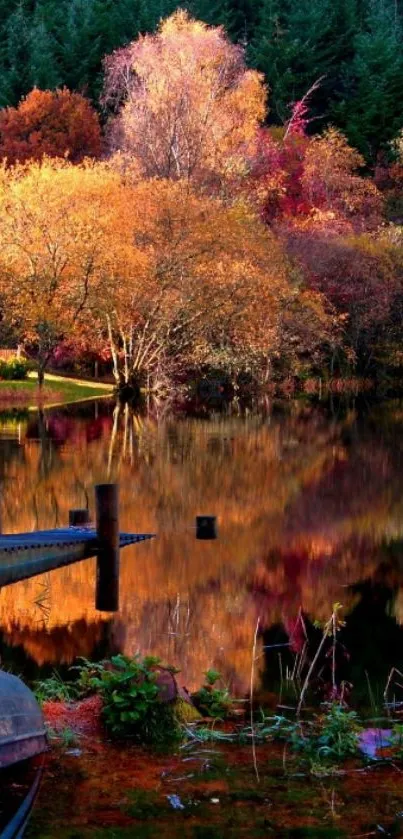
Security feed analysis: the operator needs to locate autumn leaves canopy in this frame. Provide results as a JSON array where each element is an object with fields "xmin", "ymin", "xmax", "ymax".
[
  {"xmin": 0, "ymin": 87, "xmax": 101, "ymax": 165},
  {"xmin": 103, "ymin": 13, "xmax": 266, "ymax": 184},
  {"xmin": 0, "ymin": 11, "xmax": 398, "ymax": 390},
  {"xmin": 0, "ymin": 160, "xmax": 319, "ymax": 388}
]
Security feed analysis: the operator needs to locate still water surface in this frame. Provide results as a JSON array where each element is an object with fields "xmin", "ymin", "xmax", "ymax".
[{"xmin": 1, "ymin": 397, "xmax": 403, "ymax": 702}]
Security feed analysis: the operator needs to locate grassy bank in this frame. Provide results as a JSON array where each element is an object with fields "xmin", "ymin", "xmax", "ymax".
[{"xmin": 0, "ymin": 375, "xmax": 113, "ymax": 408}]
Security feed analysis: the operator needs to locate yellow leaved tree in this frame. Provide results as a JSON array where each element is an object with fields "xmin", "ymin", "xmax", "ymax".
[
  {"xmin": 0, "ymin": 159, "xmax": 135, "ymax": 384},
  {"xmin": 0, "ymin": 159, "xmax": 334, "ymax": 393},
  {"xmin": 103, "ymin": 10, "xmax": 266, "ymax": 186}
]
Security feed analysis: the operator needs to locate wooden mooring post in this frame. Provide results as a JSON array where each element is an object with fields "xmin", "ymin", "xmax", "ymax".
[{"xmin": 95, "ymin": 483, "xmax": 120, "ymax": 612}]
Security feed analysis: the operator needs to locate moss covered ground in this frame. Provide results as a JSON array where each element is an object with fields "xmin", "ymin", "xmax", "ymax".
[{"xmin": 25, "ymin": 732, "xmax": 403, "ymax": 838}]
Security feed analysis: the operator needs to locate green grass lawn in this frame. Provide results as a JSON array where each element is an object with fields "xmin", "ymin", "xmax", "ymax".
[{"xmin": 0, "ymin": 376, "xmax": 113, "ymax": 407}]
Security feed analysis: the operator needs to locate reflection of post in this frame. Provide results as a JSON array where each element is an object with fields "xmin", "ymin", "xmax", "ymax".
[
  {"xmin": 95, "ymin": 483, "xmax": 119, "ymax": 612},
  {"xmin": 107, "ymin": 404, "xmax": 121, "ymax": 478},
  {"xmin": 69, "ymin": 508, "xmax": 90, "ymax": 527}
]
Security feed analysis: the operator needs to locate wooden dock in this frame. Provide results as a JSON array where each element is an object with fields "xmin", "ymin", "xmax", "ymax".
[
  {"xmin": 0, "ymin": 484, "xmax": 155, "ymax": 612},
  {"xmin": 0, "ymin": 528, "xmax": 155, "ymax": 587}
]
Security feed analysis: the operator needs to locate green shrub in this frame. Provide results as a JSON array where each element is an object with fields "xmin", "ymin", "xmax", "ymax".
[
  {"xmin": 47, "ymin": 725, "xmax": 78, "ymax": 748},
  {"xmin": 192, "ymin": 670, "xmax": 233, "ymax": 719},
  {"xmin": 290, "ymin": 703, "xmax": 362, "ymax": 763},
  {"xmin": 75, "ymin": 654, "xmax": 182, "ymax": 745},
  {"xmin": 0, "ymin": 357, "xmax": 29, "ymax": 380},
  {"xmin": 34, "ymin": 671, "xmax": 78, "ymax": 704}
]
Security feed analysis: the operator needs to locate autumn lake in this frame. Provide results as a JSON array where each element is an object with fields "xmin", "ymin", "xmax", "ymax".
[
  {"xmin": 1, "ymin": 396, "xmax": 403, "ymax": 700},
  {"xmin": 4, "ymin": 396, "xmax": 403, "ymax": 837}
]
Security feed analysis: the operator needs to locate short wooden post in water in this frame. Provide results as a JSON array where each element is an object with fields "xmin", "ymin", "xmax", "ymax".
[
  {"xmin": 195, "ymin": 515, "xmax": 217, "ymax": 540},
  {"xmin": 95, "ymin": 483, "xmax": 119, "ymax": 612},
  {"xmin": 69, "ymin": 508, "xmax": 90, "ymax": 527}
]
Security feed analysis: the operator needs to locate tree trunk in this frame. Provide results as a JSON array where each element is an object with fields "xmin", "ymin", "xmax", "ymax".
[
  {"xmin": 106, "ymin": 315, "xmax": 121, "ymax": 385},
  {"xmin": 38, "ymin": 366, "xmax": 45, "ymax": 388},
  {"xmin": 116, "ymin": 372, "xmax": 142, "ymax": 404}
]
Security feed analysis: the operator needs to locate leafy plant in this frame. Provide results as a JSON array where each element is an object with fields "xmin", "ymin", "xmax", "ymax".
[
  {"xmin": 72, "ymin": 657, "xmax": 106, "ymax": 696},
  {"xmin": 318, "ymin": 703, "xmax": 361, "ymax": 759},
  {"xmin": 252, "ymin": 711, "xmax": 298, "ymax": 742},
  {"xmin": 290, "ymin": 703, "xmax": 362, "ymax": 764},
  {"xmin": 204, "ymin": 669, "xmax": 222, "ymax": 686},
  {"xmin": 34, "ymin": 671, "xmax": 78, "ymax": 704},
  {"xmin": 47, "ymin": 725, "xmax": 78, "ymax": 748},
  {"xmin": 192, "ymin": 670, "xmax": 233, "ymax": 719},
  {"xmin": 184, "ymin": 725, "xmax": 236, "ymax": 743},
  {"xmin": 75, "ymin": 654, "xmax": 182, "ymax": 745}
]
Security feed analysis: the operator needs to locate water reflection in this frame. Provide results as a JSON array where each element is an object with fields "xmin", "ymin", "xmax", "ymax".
[{"xmin": 1, "ymin": 399, "xmax": 403, "ymax": 698}]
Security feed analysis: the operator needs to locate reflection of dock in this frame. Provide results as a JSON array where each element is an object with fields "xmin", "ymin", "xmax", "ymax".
[
  {"xmin": 0, "ymin": 528, "xmax": 154, "ymax": 587},
  {"xmin": 0, "ymin": 420, "xmax": 26, "ymax": 443},
  {"xmin": 0, "ymin": 483, "xmax": 155, "ymax": 612}
]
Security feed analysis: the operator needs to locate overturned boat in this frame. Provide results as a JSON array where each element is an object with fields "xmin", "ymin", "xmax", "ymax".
[
  {"xmin": 0, "ymin": 671, "xmax": 47, "ymax": 770},
  {"xmin": 0, "ymin": 759, "xmax": 43, "ymax": 839},
  {"xmin": 0, "ymin": 671, "xmax": 46, "ymax": 837}
]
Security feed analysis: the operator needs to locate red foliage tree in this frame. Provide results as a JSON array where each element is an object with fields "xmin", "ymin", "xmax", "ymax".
[
  {"xmin": 286, "ymin": 229, "xmax": 401, "ymax": 367},
  {"xmin": 0, "ymin": 88, "xmax": 101, "ymax": 165},
  {"xmin": 247, "ymin": 125, "xmax": 382, "ymax": 232},
  {"xmin": 248, "ymin": 128, "xmax": 311, "ymax": 223},
  {"xmin": 245, "ymin": 101, "xmax": 388, "ymax": 372}
]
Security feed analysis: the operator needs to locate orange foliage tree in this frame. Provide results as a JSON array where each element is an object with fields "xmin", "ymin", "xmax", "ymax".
[
  {"xmin": 103, "ymin": 11, "xmax": 266, "ymax": 186},
  {"xmin": 93, "ymin": 178, "xmax": 336, "ymax": 390},
  {"xmin": 0, "ymin": 159, "xmax": 127, "ymax": 383},
  {"xmin": 0, "ymin": 88, "xmax": 101, "ymax": 165},
  {"xmin": 301, "ymin": 129, "xmax": 382, "ymax": 230},
  {"xmin": 0, "ymin": 156, "xmax": 337, "ymax": 390}
]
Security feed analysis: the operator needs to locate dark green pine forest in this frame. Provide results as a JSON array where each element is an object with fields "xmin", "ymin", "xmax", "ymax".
[{"xmin": 2, "ymin": 0, "xmax": 403, "ymax": 163}]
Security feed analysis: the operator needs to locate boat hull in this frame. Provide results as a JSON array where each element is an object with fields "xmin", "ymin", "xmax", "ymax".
[
  {"xmin": 0, "ymin": 673, "xmax": 47, "ymax": 770},
  {"xmin": 0, "ymin": 758, "xmax": 43, "ymax": 839}
]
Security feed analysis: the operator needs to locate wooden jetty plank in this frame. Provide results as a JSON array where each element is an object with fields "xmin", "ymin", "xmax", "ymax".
[
  {"xmin": 0, "ymin": 529, "xmax": 155, "ymax": 588},
  {"xmin": 0, "ymin": 528, "xmax": 154, "ymax": 549}
]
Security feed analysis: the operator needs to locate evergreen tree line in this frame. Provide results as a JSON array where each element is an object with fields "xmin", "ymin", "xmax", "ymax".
[{"xmin": 1, "ymin": 0, "xmax": 403, "ymax": 161}]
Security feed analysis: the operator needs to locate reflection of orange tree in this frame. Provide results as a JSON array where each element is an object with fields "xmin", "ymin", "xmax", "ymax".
[
  {"xmin": 1, "ymin": 402, "xmax": 403, "ymax": 690},
  {"xmin": 3, "ymin": 618, "xmax": 111, "ymax": 667}
]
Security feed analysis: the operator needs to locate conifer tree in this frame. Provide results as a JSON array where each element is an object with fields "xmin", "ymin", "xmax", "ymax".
[
  {"xmin": 28, "ymin": 12, "xmax": 61, "ymax": 90},
  {"xmin": 250, "ymin": 0, "xmax": 359, "ymax": 124},
  {"xmin": 331, "ymin": 1, "xmax": 403, "ymax": 160},
  {"xmin": 191, "ymin": 0, "xmax": 257, "ymax": 42},
  {"xmin": 57, "ymin": 0, "xmax": 102, "ymax": 96},
  {"xmin": 190, "ymin": 0, "xmax": 235, "ymax": 35},
  {"xmin": 228, "ymin": 0, "xmax": 258, "ymax": 43},
  {"xmin": 0, "ymin": 4, "xmax": 32, "ymax": 106}
]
